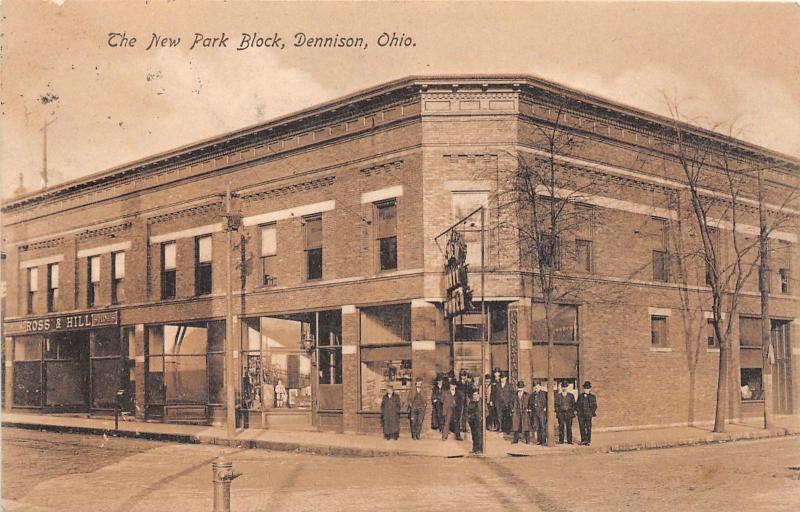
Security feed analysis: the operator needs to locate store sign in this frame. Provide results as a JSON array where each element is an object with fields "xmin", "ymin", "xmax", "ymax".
[
  {"xmin": 3, "ymin": 310, "xmax": 119, "ymax": 335},
  {"xmin": 443, "ymin": 230, "xmax": 473, "ymax": 318}
]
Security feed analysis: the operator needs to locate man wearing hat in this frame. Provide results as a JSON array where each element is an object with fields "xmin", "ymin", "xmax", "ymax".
[
  {"xmin": 407, "ymin": 377, "xmax": 427, "ymax": 440},
  {"xmin": 510, "ymin": 380, "xmax": 531, "ymax": 444},
  {"xmin": 576, "ymin": 381, "xmax": 598, "ymax": 446},
  {"xmin": 488, "ymin": 368, "xmax": 502, "ymax": 431},
  {"xmin": 431, "ymin": 373, "xmax": 445, "ymax": 431},
  {"xmin": 441, "ymin": 380, "xmax": 462, "ymax": 441},
  {"xmin": 380, "ymin": 382, "xmax": 402, "ymax": 440},
  {"xmin": 528, "ymin": 381, "xmax": 548, "ymax": 445},
  {"xmin": 467, "ymin": 389, "xmax": 484, "ymax": 454},
  {"xmin": 499, "ymin": 372, "xmax": 514, "ymax": 435},
  {"xmin": 555, "ymin": 381, "xmax": 577, "ymax": 444}
]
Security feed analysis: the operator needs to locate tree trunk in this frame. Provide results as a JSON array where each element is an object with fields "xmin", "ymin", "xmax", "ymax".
[
  {"xmin": 544, "ymin": 298, "xmax": 557, "ymax": 447},
  {"xmin": 687, "ymin": 368, "xmax": 696, "ymax": 426},
  {"xmin": 713, "ymin": 338, "xmax": 728, "ymax": 433},
  {"xmin": 758, "ymin": 171, "xmax": 773, "ymax": 429}
]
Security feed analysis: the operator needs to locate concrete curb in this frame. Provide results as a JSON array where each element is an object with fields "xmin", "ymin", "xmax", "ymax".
[{"xmin": 4, "ymin": 420, "xmax": 799, "ymax": 458}]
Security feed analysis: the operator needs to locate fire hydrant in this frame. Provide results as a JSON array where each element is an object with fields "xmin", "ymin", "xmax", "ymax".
[{"xmin": 212, "ymin": 457, "xmax": 240, "ymax": 512}]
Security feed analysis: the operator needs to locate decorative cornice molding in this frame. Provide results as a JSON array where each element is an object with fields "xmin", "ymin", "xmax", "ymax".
[
  {"xmin": 359, "ymin": 160, "xmax": 404, "ymax": 176},
  {"xmin": 242, "ymin": 176, "xmax": 336, "ymax": 202},
  {"xmin": 76, "ymin": 221, "xmax": 133, "ymax": 241},
  {"xmin": 19, "ymin": 237, "xmax": 65, "ymax": 252},
  {"xmin": 148, "ymin": 201, "xmax": 223, "ymax": 225}
]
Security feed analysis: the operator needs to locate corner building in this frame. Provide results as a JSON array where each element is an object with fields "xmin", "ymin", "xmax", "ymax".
[{"xmin": 3, "ymin": 76, "xmax": 798, "ymax": 434}]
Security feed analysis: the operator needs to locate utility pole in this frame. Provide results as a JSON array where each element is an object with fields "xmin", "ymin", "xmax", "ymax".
[
  {"xmin": 223, "ymin": 183, "xmax": 242, "ymax": 439},
  {"xmin": 757, "ymin": 170, "xmax": 773, "ymax": 429},
  {"xmin": 41, "ymin": 117, "xmax": 57, "ymax": 189},
  {"xmin": 479, "ymin": 207, "xmax": 487, "ymax": 454}
]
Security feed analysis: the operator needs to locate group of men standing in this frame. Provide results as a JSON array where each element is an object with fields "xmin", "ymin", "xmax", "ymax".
[
  {"xmin": 483, "ymin": 368, "xmax": 600, "ymax": 447},
  {"xmin": 380, "ymin": 367, "xmax": 598, "ymax": 451}
]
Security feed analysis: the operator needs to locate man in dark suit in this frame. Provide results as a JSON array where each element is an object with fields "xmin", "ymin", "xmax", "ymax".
[
  {"xmin": 528, "ymin": 381, "xmax": 548, "ymax": 445},
  {"xmin": 510, "ymin": 380, "xmax": 531, "ymax": 444},
  {"xmin": 441, "ymin": 381, "xmax": 462, "ymax": 441},
  {"xmin": 408, "ymin": 377, "xmax": 427, "ymax": 440},
  {"xmin": 497, "ymin": 372, "xmax": 514, "ymax": 434},
  {"xmin": 576, "ymin": 380, "xmax": 598, "ymax": 446},
  {"xmin": 456, "ymin": 370, "xmax": 472, "ymax": 434},
  {"xmin": 466, "ymin": 389, "xmax": 483, "ymax": 454},
  {"xmin": 380, "ymin": 382, "xmax": 402, "ymax": 440},
  {"xmin": 431, "ymin": 374, "xmax": 445, "ymax": 431},
  {"xmin": 555, "ymin": 381, "xmax": 576, "ymax": 444},
  {"xmin": 488, "ymin": 368, "xmax": 502, "ymax": 431}
]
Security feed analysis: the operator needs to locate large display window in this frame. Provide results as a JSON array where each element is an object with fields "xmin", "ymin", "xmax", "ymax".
[
  {"xmin": 146, "ymin": 321, "xmax": 224, "ymax": 411},
  {"xmin": 13, "ymin": 336, "xmax": 43, "ymax": 407},
  {"xmin": 240, "ymin": 310, "xmax": 342, "ymax": 412},
  {"xmin": 360, "ymin": 304, "xmax": 412, "ymax": 411}
]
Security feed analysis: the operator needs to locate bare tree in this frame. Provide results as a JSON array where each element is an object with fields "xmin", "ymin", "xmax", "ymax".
[
  {"xmin": 492, "ymin": 98, "xmax": 612, "ymax": 446},
  {"xmin": 657, "ymin": 101, "xmax": 797, "ymax": 432}
]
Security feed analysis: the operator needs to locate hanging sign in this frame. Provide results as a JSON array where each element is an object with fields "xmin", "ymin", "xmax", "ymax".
[{"xmin": 443, "ymin": 230, "xmax": 473, "ymax": 318}]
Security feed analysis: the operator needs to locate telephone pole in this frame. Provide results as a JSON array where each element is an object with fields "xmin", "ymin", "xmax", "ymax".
[
  {"xmin": 223, "ymin": 183, "xmax": 242, "ymax": 439},
  {"xmin": 41, "ymin": 118, "xmax": 57, "ymax": 189}
]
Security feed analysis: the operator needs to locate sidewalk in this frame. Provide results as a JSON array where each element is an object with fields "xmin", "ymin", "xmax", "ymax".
[{"xmin": 3, "ymin": 411, "xmax": 799, "ymax": 458}]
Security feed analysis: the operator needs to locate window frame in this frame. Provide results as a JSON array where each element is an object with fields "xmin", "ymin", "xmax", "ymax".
[
  {"xmin": 575, "ymin": 239, "xmax": 593, "ymax": 273},
  {"xmin": 194, "ymin": 235, "xmax": 213, "ymax": 296},
  {"xmin": 303, "ymin": 215, "xmax": 323, "ymax": 281},
  {"xmin": 160, "ymin": 241, "xmax": 177, "ymax": 300},
  {"xmin": 27, "ymin": 267, "xmax": 38, "ymax": 314},
  {"xmin": 111, "ymin": 251, "xmax": 125, "ymax": 305},
  {"xmin": 87, "ymin": 255, "xmax": 101, "ymax": 307},
  {"xmin": 375, "ymin": 199, "xmax": 398, "ymax": 272},
  {"xmin": 779, "ymin": 268, "xmax": 790, "ymax": 294},
  {"xmin": 650, "ymin": 315, "xmax": 668, "ymax": 348},
  {"xmin": 260, "ymin": 223, "xmax": 277, "ymax": 287},
  {"xmin": 47, "ymin": 263, "xmax": 59, "ymax": 312}
]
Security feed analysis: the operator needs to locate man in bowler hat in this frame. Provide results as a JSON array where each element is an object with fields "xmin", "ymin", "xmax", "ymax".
[
  {"xmin": 408, "ymin": 377, "xmax": 427, "ymax": 440},
  {"xmin": 555, "ymin": 381, "xmax": 576, "ymax": 444},
  {"xmin": 510, "ymin": 380, "xmax": 531, "ymax": 444},
  {"xmin": 441, "ymin": 381, "xmax": 462, "ymax": 441},
  {"xmin": 528, "ymin": 381, "xmax": 548, "ymax": 445},
  {"xmin": 576, "ymin": 381, "xmax": 598, "ymax": 445},
  {"xmin": 488, "ymin": 368, "xmax": 502, "ymax": 431},
  {"xmin": 380, "ymin": 382, "xmax": 402, "ymax": 440},
  {"xmin": 467, "ymin": 389, "xmax": 483, "ymax": 453},
  {"xmin": 431, "ymin": 374, "xmax": 445, "ymax": 431}
]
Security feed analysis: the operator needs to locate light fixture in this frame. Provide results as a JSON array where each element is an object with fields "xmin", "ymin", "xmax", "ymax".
[{"xmin": 301, "ymin": 331, "xmax": 315, "ymax": 353}]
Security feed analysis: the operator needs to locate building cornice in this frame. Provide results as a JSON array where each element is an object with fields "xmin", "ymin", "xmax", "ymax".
[{"xmin": 4, "ymin": 74, "xmax": 798, "ymax": 213}]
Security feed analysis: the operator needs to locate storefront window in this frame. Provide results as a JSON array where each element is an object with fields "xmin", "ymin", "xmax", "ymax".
[
  {"xmin": 240, "ymin": 315, "xmax": 315, "ymax": 411},
  {"xmin": 532, "ymin": 303, "xmax": 578, "ymax": 342},
  {"xmin": 45, "ymin": 332, "xmax": 88, "ymax": 407},
  {"xmin": 91, "ymin": 328, "xmax": 121, "ymax": 409},
  {"xmin": 13, "ymin": 335, "xmax": 42, "ymax": 407},
  {"xmin": 740, "ymin": 368, "xmax": 763, "ymax": 401},
  {"xmin": 146, "ymin": 321, "xmax": 224, "ymax": 408},
  {"xmin": 360, "ymin": 304, "xmax": 412, "ymax": 411},
  {"xmin": 531, "ymin": 303, "xmax": 579, "ymax": 382}
]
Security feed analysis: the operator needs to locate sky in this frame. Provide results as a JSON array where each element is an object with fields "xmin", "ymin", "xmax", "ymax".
[{"xmin": 2, "ymin": 1, "xmax": 799, "ymax": 198}]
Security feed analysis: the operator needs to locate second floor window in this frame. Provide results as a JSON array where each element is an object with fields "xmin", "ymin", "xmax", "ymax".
[
  {"xmin": 47, "ymin": 263, "xmax": 59, "ymax": 312},
  {"xmin": 375, "ymin": 200, "xmax": 397, "ymax": 271},
  {"xmin": 161, "ymin": 242, "xmax": 177, "ymax": 299},
  {"xmin": 27, "ymin": 267, "xmax": 38, "ymax": 314},
  {"xmin": 195, "ymin": 235, "xmax": 213, "ymax": 295},
  {"xmin": 260, "ymin": 224, "xmax": 277, "ymax": 286},
  {"xmin": 112, "ymin": 251, "xmax": 125, "ymax": 304},
  {"xmin": 540, "ymin": 234, "xmax": 561, "ymax": 270},
  {"xmin": 304, "ymin": 215, "xmax": 323, "ymax": 280},
  {"xmin": 576, "ymin": 239, "xmax": 592, "ymax": 273},
  {"xmin": 88, "ymin": 256, "xmax": 100, "ymax": 307},
  {"xmin": 779, "ymin": 268, "xmax": 790, "ymax": 294},
  {"xmin": 652, "ymin": 250, "xmax": 669, "ymax": 282}
]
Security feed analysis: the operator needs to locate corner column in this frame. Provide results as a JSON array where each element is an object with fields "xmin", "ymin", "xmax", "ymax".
[{"xmin": 509, "ymin": 300, "xmax": 532, "ymax": 387}]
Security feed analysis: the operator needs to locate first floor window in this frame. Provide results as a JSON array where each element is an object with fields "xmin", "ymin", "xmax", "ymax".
[
  {"xmin": 360, "ymin": 345, "xmax": 412, "ymax": 411},
  {"xmin": 650, "ymin": 316, "xmax": 668, "ymax": 347},
  {"xmin": 740, "ymin": 368, "xmax": 763, "ymax": 401},
  {"xmin": 706, "ymin": 319, "xmax": 718, "ymax": 348},
  {"xmin": 88, "ymin": 256, "xmax": 100, "ymax": 307},
  {"xmin": 540, "ymin": 234, "xmax": 561, "ymax": 270}
]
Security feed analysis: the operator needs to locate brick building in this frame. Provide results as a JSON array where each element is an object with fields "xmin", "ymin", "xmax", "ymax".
[{"xmin": 2, "ymin": 75, "xmax": 798, "ymax": 434}]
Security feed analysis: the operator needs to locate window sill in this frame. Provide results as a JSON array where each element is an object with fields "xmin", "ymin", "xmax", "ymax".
[
  {"xmin": 740, "ymin": 399, "xmax": 764, "ymax": 404},
  {"xmin": 707, "ymin": 348, "xmax": 720, "ymax": 352},
  {"xmin": 649, "ymin": 347, "xmax": 672, "ymax": 352}
]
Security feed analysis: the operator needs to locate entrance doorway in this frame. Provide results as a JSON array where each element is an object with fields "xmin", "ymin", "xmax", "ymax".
[{"xmin": 772, "ymin": 320, "xmax": 793, "ymax": 414}]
